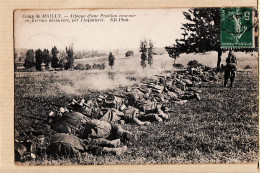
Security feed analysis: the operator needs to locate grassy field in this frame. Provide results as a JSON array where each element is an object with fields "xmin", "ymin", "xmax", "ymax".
[{"xmin": 14, "ymin": 52, "xmax": 258, "ymax": 165}]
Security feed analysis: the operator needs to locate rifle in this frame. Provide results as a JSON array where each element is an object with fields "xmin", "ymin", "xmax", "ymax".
[
  {"xmin": 22, "ymin": 115, "xmax": 47, "ymax": 121},
  {"xmin": 49, "ymin": 103, "xmax": 66, "ymax": 108},
  {"xmin": 49, "ymin": 103, "xmax": 61, "ymax": 107},
  {"xmin": 154, "ymin": 74, "xmax": 165, "ymax": 78},
  {"xmin": 50, "ymin": 102, "xmax": 93, "ymax": 120},
  {"xmin": 50, "ymin": 103, "xmax": 74, "ymax": 111},
  {"xmin": 114, "ymin": 94, "xmax": 127, "ymax": 98}
]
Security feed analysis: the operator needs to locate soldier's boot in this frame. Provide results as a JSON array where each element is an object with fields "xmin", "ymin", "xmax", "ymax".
[
  {"xmin": 174, "ymin": 100, "xmax": 188, "ymax": 104},
  {"xmin": 157, "ymin": 105, "xmax": 169, "ymax": 119},
  {"xmin": 229, "ymin": 80, "xmax": 233, "ymax": 88},
  {"xmin": 115, "ymin": 125, "xmax": 135, "ymax": 142},
  {"xmin": 154, "ymin": 114, "xmax": 163, "ymax": 122},
  {"xmin": 230, "ymin": 71, "xmax": 235, "ymax": 88},
  {"xmin": 119, "ymin": 120, "xmax": 125, "ymax": 124},
  {"xmin": 224, "ymin": 71, "xmax": 230, "ymax": 87},
  {"xmin": 195, "ymin": 93, "xmax": 201, "ymax": 100},
  {"xmin": 102, "ymin": 146, "xmax": 128, "ymax": 155},
  {"xmin": 122, "ymin": 131, "xmax": 134, "ymax": 138},
  {"xmin": 143, "ymin": 121, "xmax": 151, "ymax": 126},
  {"xmin": 90, "ymin": 138, "xmax": 120, "ymax": 148},
  {"xmin": 224, "ymin": 81, "xmax": 227, "ymax": 87},
  {"xmin": 133, "ymin": 117, "xmax": 151, "ymax": 126},
  {"xmin": 123, "ymin": 130, "xmax": 138, "ymax": 144},
  {"xmin": 109, "ymin": 139, "xmax": 121, "ymax": 148}
]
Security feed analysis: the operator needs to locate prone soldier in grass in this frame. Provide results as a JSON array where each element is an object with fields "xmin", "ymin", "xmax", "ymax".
[{"xmin": 100, "ymin": 94, "xmax": 169, "ymax": 124}]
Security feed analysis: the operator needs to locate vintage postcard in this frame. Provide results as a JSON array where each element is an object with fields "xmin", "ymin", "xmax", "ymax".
[{"xmin": 14, "ymin": 8, "xmax": 258, "ymax": 166}]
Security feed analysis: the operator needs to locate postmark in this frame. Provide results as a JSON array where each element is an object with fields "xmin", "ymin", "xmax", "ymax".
[{"xmin": 221, "ymin": 7, "xmax": 254, "ymax": 48}]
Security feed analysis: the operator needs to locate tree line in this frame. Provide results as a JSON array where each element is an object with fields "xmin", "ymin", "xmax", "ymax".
[
  {"xmin": 15, "ymin": 46, "xmax": 115, "ymax": 71},
  {"xmin": 140, "ymin": 40, "xmax": 153, "ymax": 69},
  {"xmin": 20, "ymin": 46, "xmax": 75, "ymax": 71},
  {"xmin": 16, "ymin": 41, "xmax": 155, "ymax": 71}
]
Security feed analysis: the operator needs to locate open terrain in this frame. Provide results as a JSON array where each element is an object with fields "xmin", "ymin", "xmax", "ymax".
[{"xmin": 14, "ymin": 52, "xmax": 258, "ymax": 165}]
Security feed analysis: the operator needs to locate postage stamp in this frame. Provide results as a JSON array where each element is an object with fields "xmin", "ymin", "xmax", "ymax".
[{"xmin": 221, "ymin": 7, "xmax": 254, "ymax": 48}]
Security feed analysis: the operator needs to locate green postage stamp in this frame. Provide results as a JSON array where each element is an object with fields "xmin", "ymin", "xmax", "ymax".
[{"xmin": 221, "ymin": 7, "xmax": 254, "ymax": 48}]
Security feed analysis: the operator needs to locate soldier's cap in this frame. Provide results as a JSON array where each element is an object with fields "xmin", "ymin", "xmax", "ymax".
[
  {"xmin": 15, "ymin": 136, "xmax": 32, "ymax": 143},
  {"xmin": 126, "ymin": 87, "xmax": 132, "ymax": 92},
  {"xmin": 31, "ymin": 153, "xmax": 36, "ymax": 159},
  {"xmin": 120, "ymin": 104, "xmax": 126, "ymax": 111},
  {"xmin": 35, "ymin": 135, "xmax": 45, "ymax": 139},
  {"xmin": 97, "ymin": 95, "xmax": 104, "ymax": 102},
  {"xmin": 153, "ymin": 85, "xmax": 164, "ymax": 90},
  {"xmin": 49, "ymin": 111, "xmax": 55, "ymax": 116},
  {"xmin": 138, "ymin": 87, "xmax": 149, "ymax": 94},
  {"xmin": 105, "ymin": 94, "xmax": 115, "ymax": 104},
  {"xmin": 148, "ymin": 82, "xmax": 155, "ymax": 87},
  {"xmin": 71, "ymin": 99, "xmax": 77, "ymax": 104},
  {"xmin": 166, "ymin": 77, "xmax": 171, "ymax": 81},
  {"xmin": 140, "ymin": 83, "xmax": 148, "ymax": 87},
  {"xmin": 162, "ymin": 105, "xmax": 170, "ymax": 112},
  {"xmin": 84, "ymin": 100, "xmax": 93, "ymax": 107},
  {"xmin": 159, "ymin": 77, "xmax": 165, "ymax": 83},
  {"xmin": 79, "ymin": 99, "xmax": 85, "ymax": 106},
  {"xmin": 60, "ymin": 107, "xmax": 66, "ymax": 113}
]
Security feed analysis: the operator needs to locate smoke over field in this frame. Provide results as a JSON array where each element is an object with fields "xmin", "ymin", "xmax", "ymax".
[
  {"xmin": 57, "ymin": 71, "xmax": 137, "ymax": 94},
  {"xmin": 15, "ymin": 52, "xmax": 258, "ymax": 97}
]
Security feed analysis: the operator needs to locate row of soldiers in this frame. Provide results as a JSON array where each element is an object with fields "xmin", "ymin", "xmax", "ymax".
[{"xmin": 15, "ymin": 62, "xmax": 222, "ymax": 162}]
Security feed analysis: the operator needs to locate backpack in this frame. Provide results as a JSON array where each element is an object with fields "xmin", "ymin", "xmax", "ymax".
[
  {"xmin": 47, "ymin": 133, "xmax": 87, "ymax": 157},
  {"xmin": 99, "ymin": 109, "xmax": 123, "ymax": 123},
  {"xmin": 139, "ymin": 100, "xmax": 157, "ymax": 113},
  {"xmin": 127, "ymin": 89, "xmax": 144, "ymax": 106},
  {"xmin": 228, "ymin": 63, "xmax": 237, "ymax": 71},
  {"xmin": 52, "ymin": 112, "xmax": 89, "ymax": 135},
  {"xmin": 80, "ymin": 120, "xmax": 112, "ymax": 139}
]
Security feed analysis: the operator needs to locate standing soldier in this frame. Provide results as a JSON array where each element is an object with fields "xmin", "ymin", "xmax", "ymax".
[{"xmin": 224, "ymin": 50, "xmax": 237, "ymax": 87}]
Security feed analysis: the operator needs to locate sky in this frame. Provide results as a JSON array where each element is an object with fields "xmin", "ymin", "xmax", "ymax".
[{"xmin": 14, "ymin": 9, "xmax": 186, "ymax": 51}]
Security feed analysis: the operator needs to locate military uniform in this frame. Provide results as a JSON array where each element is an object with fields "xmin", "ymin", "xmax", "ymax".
[
  {"xmin": 46, "ymin": 133, "xmax": 127, "ymax": 157},
  {"xmin": 79, "ymin": 119, "xmax": 134, "ymax": 146},
  {"xmin": 224, "ymin": 51, "xmax": 237, "ymax": 87}
]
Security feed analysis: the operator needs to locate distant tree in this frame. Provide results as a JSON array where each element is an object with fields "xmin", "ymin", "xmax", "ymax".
[
  {"xmin": 59, "ymin": 59, "xmax": 64, "ymax": 70},
  {"xmin": 187, "ymin": 60, "xmax": 202, "ymax": 68},
  {"xmin": 42, "ymin": 49, "xmax": 50, "ymax": 67},
  {"xmin": 141, "ymin": 56, "xmax": 146, "ymax": 68},
  {"xmin": 165, "ymin": 44, "xmax": 180, "ymax": 65},
  {"xmin": 108, "ymin": 52, "xmax": 115, "ymax": 69},
  {"xmin": 35, "ymin": 49, "xmax": 43, "ymax": 71},
  {"xmin": 148, "ymin": 40, "xmax": 153, "ymax": 66},
  {"xmin": 51, "ymin": 46, "xmax": 59, "ymax": 69},
  {"xmin": 140, "ymin": 40, "xmax": 147, "ymax": 69},
  {"xmin": 24, "ymin": 49, "xmax": 35, "ymax": 70},
  {"xmin": 65, "ymin": 47, "xmax": 74, "ymax": 70}
]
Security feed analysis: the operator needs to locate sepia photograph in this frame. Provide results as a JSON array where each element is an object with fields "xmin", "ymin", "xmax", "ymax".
[{"xmin": 14, "ymin": 8, "xmax": 258, "ymax": 165}]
